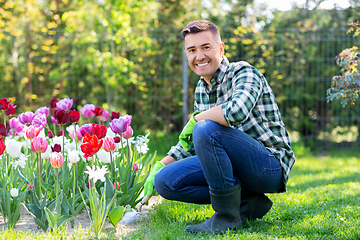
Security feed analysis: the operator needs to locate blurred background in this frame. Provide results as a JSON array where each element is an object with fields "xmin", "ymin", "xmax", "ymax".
[{"xmin": 1, "ymin": 0, "xmax": 359, "ymax": 151}]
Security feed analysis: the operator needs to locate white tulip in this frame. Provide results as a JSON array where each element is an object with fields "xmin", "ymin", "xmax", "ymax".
[
  {"xmin": 41, "ymin": 145, "xmax": 51, "ymax": 159},
  {"xmin": 68, "ymin": 150, "xmax": 80, "ymax": 164},
  {"xmin": 5, "ymin": 139, "xmax": 24, "ymax": 158},
  {"xmin": 10, "ymin": 188, "xmax": 19, "ymax": 198},
  {"xmin": 96, "ymin": 149, "xmax": 111, "ymax": 164}
]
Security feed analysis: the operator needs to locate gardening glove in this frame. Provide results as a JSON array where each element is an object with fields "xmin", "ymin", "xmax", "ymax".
[
  {"xmin": 179, "ymin": 111, "xmax": 200, "ymax": 151},
  {"xmin": 143, "ymin": 161, "xmax": 165, "ymax": 197}
]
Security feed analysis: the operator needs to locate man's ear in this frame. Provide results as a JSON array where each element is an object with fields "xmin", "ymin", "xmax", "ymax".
[{"xmin": 220, "ymin": 42, "xmax": 225, "ymax": 57}]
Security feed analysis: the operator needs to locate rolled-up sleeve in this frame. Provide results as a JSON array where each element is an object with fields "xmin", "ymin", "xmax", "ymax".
[
  {"xmin": 221, "ymin": 66, "xmax": 263, "ymax": 128},
  {"xmin": 167, "ymin": 141, "xmax": 195, "ymax": 160}
]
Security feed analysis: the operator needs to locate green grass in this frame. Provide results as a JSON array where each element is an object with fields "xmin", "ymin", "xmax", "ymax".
[
  {"xmin": 125, "ymin": 142, "xmax": 360, "ymax": 240},
  {"xmin": 1, "ymin": 138, "xmax": 360, "ymax": 239}
]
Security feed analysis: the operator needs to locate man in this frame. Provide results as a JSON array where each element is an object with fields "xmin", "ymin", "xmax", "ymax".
[{"xmin": 143, "ymin": 20, "xmax": 295, "ymax": 234}]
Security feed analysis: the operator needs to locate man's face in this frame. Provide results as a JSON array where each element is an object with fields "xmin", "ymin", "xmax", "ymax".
[{"xmin": 184, "ymin": 31, "xmax": 224, "ymax": 83}]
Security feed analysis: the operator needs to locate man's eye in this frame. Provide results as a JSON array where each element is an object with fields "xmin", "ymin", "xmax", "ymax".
[{"xmin": 188, "ymin": 49, "xmax": 195, "ymax": 53}]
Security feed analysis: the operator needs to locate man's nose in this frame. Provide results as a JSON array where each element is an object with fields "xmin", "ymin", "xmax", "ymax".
[{"xmin": 195, "ymin": 50, "xmax": 205, "ymax": 61}]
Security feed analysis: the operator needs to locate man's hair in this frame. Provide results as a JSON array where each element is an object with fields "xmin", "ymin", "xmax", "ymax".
[{"xmin": 181, "ymin": 20, "xmax": 221, "ymax": 42}]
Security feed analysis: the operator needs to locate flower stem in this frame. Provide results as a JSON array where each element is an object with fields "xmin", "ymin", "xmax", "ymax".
[{"xmin": 110, "ymin": 151, "xmax": 113, "ymax": 183}]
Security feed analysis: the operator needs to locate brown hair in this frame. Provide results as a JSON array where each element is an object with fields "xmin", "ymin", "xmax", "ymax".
[{"xmin": 181, "ymin": 20, "xmax": 221, "ymax": 42}]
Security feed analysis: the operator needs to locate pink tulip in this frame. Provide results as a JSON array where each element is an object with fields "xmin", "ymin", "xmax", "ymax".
[
  {"xmin": 103, "ymin": 136, "xmax": 115, "ymax": 152},
  {"xmin": 50, "ymin": 152, "xmax": 63, "ymax": 168},
  {"xmin": 32, "ymin": 113, "xmax": 47, "ymax": 129},
  {"xmin": 113, "ymin": 182, "xmax": 120, "ymax": 190},
  {"xmin": 56, "ymin": 98, "xmax": 73, "ymax": 111},
  {"xmin": 9, "ymin": 117, "xmax": 25, "ymax": 135},
  {"xmin": 18, "ymin": 111, "xmax": 35, "ymax": 125},
  {"xmin": 121, "ymin": 126, "xmax": 133, "ymax": 139},
  {"xmin": 80, "ymin": 104, "xmax": 95, "ymax": 118},
  {"xmin": 25, "ymin": 125, "xmax": 41, "ymax": 139},
  {"xmin": 35, "ymin": 106, "xmax": 50, "ymax": 117},
  {"xmin": 31, "ymin": 137, "xmax": 48, "ymax": 153},
  {"xmin": 27, "ymin": 183, "xmax": 34, "ymax": 189},
  {"xmin": 132, "ymin": 163, "xmax": 139, "ymax": 171},
  {"xmin": 97, "ymin": 108, "xmax": 110, "ymax": 122}
]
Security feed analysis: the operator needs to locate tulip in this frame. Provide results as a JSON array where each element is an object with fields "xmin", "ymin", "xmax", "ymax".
[
  {"xmin": 97, "ymin": 149, "xmax": 111, "ymax": 163},
  {"xmin": 113, "ymin": 182, "xmax": 120, "ymax": 190},
  {"xmin": 5, "ymin": 103, "xmax": 16, "ymax": 116},
  {"xmin": 69, "ymin": 110, "xmax": 80, "ymax": 123},
  {"xmin": 48, "ymin": 129, "xmax": 55, "ymax": 138},
  {"xmin": 51, "ymin": 143, "xmax": 62, "ymax": 153},
  {"xmin": 18, "ymin": 111, "xmax": 35, "ymax": 125},
  {"xmin": 50, "ymin": 152, "xmax": 64, "ymax": 168},
  {"xmin": 0, "ymin": 123, "xmax": 7, "ymax": 137},
  {"xmin": 0, "ymin": 138, "xmax": 5, "ymax": 156},
  {"xmin": 90, "ymin": 123, "xmax": 107, "ymax": 139},
  {"xmin": 121, "ymin": 126, "xmax": 133, "ymax": 139},
  {"xmin": 110, "ymin": 111, "xmax": 120, "ymax": 120},
  {"xmin": 114, "ymin": 136, "xmax": 121, "ymax": 143},
  {"xmin": 57, "ymin": 130, "xmax": 63, "ymax": 136},
  {"xmin": 56, "ymin": 98, "xmax": 73, "ymax": 111},
  {"xmin": 35, "ymin": 106, "xmax": 50, "ymax": 117},
  {"xmin": 10, "ymin": 188, "xmax": 19, "ymax": 198},
  {"xmin": 98, "ymin": 108, "xmax": 109, "ymax": 122},
  {"xmin": 27, "ymin": 183, "xmax": 34, "ymax": 189},
  {"xmin": 9, "ymin": 117, "xmax": 25, "ymax": 136},
  {"xmin": 32, "ymin": 113, "xmax": 47, "ymax": 129},
  {"xmin": 31, "ymin": 137, "xmax": 48, "ymax": 153},
  {"xmin": 79, "ymin": 123, "xmax": 92, "ymax": 137},
  {"xmin": 50, "ymin": 98, "xmax": 58, "ymax": 109},
  {"xmin": 69, "ymin": 129, "xmax": 82, "ymax": 142},
  {"xmin": 109, "ymin": 115, "xmax": 132, "ymax": 133},
  {"xmin": 0, "ymin": 98, "xmax": 9, "ymax": 111},
  {"xmin": 103, "ymin": 136, "xmax": 115, "ymax": 152},
  {"xmin": 5, "ymin": 139, "xmax": 25, "ymax": 158},
  {"xmin": 80, "ymin": 104, "xmax": 95, "ymax": 118},
  {"xmin": 80, "ymin": 134, "xmax": 103, "ymax": 159},
  {"xmin": 41, "ymin": 145, "xmax": 51, "ymax": 159},
  {"xmin": 52, "ymin": 109, "xmax": 70, "ymax": 125},
  {"xmin": 68, "ymin": 150, "xmax": 80, "ymax": 163},
  {"xmin": 25, "ymin": 125, "xmax": 41, "ymax": 139},
  {"xmin": 132, "ymin": 163, "xmax": 139, "ymax": 171}
]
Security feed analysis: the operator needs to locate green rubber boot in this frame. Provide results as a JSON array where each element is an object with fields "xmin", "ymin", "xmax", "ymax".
[{"xmin": 186, "ymin": 183, "xmax": 242, "ymax": 234}]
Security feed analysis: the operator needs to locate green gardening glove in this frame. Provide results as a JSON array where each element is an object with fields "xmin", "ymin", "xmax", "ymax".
[
  {"xmin": 179, "ymin": 111, "xmax": 200, "ymax": 151},
  {"xmin": 144, "ymin": 161, "xmax": 165, "ymax": 197}
]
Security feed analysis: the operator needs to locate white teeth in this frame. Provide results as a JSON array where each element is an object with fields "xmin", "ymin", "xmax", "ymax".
[{"xmin": 197, "ymin": 63, "xmax": 208, "ymax": 67}]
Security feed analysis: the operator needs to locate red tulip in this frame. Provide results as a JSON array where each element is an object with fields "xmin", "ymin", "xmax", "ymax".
[
  {"xmin": 5, "ymin": 103, "xmax": 16, "ymax": 116},
  {"xmin": 110, "ymin": 111, "xmax": 120, "ymax": 120},
  {"xmin": 31, "ymin": 137, "xmax": 48, "ymax": 153},
  {"xmin": 89, "ymin": 123, "xmax": 107, "ymax": 139},
  {"xmin": 51, "ymin": 144, "xmax": 62, "ymax": 153},
  {"xmin": 50, "ymin": 98, "xmax": 58, "ymax": 109},
  {"xmin": 0, "ymin": 138, "xmax": 6, "ymax": 156},
  {"xmin": 69, "ymin": 110, "xmax": 80, "ymax": 123},
  {"xmin": 80, "ymin": 134, "xmax": 103, "ymax": 159},
  {"xmin": 52, "ymin": 109, "xmax": 70, "ymax": 125},
  {"xmin": 0, "ymin": 98, "xmax": 9, "ymax": 111},
  {"xmin": 132, "ymin": 163, "xmax": 139, "ymax": 171},
  {"xmin": 48, "ymin": 129, "xmax": 55, "ymax": 138},
  {"xmin": 114, "ymin": 136, "xmax": 121, "ymax": 143},
  {"xmin": 0, "ymin": 123, "xmax": 7, "ymax": 137},
  {"xmin": 27, "ymin": 183, "xmax": 34, "ymax": 189},
  {"xmin": 50, "ymin": 152, "xmax": 64, "ymax": 168}
]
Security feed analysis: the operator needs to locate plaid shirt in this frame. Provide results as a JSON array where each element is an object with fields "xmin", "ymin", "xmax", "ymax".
[{"xmin": 168, "ymin": 56, "xmax": 295, "ymax": 191}]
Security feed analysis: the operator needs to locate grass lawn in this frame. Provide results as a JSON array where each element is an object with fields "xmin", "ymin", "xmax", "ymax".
[
  {"xmin": 1, "ymin": 135, "xmax": 359, "ymax": 239},
  {"xmin": 126, "ymin": 141, "xmax": 360, "ymax": 240}
]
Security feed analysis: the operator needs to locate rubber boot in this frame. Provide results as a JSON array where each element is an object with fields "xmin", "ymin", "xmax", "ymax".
[
  {"xmin": 240, "ymin": 190, "xmax": 273, "ymax": 222},
  {"xmin": 186, "ymin": 183, "xmax": 242, "ymax": 234}
]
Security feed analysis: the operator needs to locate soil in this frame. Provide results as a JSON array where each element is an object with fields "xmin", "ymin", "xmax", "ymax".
[{"xmin": 0, "ymin": 196, "xmax": 162, "ymax": 238}]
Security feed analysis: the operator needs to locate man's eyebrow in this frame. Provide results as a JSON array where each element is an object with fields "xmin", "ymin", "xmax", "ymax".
[{"xmin": 186, "ymin": 43, "xmax": 211, "ymax": 50}]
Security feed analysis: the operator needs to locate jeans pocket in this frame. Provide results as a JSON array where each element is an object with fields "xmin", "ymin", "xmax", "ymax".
[{"xmin": 256, "ymin": 167, "xmax": 283, "ymax": 193}]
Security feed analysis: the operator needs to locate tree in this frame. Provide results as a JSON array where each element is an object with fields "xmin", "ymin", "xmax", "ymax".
[{"xmin": 327, "ymin": 22, "xmax": 360, "ymax": 107}]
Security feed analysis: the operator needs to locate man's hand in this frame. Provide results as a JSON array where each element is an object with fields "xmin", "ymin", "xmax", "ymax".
[
  {"xmin": 179, "ymin": 111, "xmax": 200, "ymax": 151},
  {"xmin": 143, "ymin": 161, "xmax": 165, "ymax": 197}
]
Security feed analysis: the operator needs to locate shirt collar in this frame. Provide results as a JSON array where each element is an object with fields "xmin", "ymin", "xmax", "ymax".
[{"xmin": 200, "ymin": 56, "xmax": 229, "ymax": 86}]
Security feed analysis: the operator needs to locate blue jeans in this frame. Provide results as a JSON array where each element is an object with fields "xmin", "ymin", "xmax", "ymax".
[{"xmin": 154, "ymin": 120, "xmax": 283, "ymax": 204}]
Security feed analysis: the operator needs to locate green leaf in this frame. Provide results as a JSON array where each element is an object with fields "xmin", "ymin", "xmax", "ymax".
[
  {"xmin": 108, "ymin": 206, "xmax": 126, "ymax": 227},
  {"xmin": 57, "ymin": 214, "xmax": 76, "ymax": 227}
]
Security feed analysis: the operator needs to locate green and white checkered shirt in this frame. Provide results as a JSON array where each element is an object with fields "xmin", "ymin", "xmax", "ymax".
[{"xmin": 168, "ymin": 56, "xmax": 295, "ymax": 192}]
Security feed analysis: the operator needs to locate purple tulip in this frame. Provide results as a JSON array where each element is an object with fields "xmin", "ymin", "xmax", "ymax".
[
  {"xmin": 79, "ymin": 123, "xmax": 92, "ymax": 137},
  {"xmin": 97, "ymin": 109, "xmax": 109, "ymax": 122},
  {"xmin": 18, "ymin": 111, "xmax": 35, "ymax": 125},
  {"xmin": 56, "ymin": 98, "xmax": 73, "ymax": 111},
  {"xmin": 35, "ymin": 106, "xmax": 50, "ymax": 117},
  {"xmin": 9, "ymin": 117, "xmax": 25, "ymax": 135},
  {"xmin": 109, "ymin": 115, "xmax": 132, "ymax": 133},
  {"xmin": 80, "ymin": 104, "xmax": 95, "ymax": 118},
  {"xmin": 32, "ymin": 113, "xmax": 47, "ymax": 130}
]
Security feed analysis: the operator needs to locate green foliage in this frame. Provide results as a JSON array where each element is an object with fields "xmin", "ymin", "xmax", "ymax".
[{"xmin": 327, "ymin": 23, "xmax": 360, "ymax": 107}]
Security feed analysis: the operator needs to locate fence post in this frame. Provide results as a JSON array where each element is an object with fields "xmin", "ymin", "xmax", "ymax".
[{"xmin": 182, "ymin": 49, "xmax": 189, "ymax": 127}]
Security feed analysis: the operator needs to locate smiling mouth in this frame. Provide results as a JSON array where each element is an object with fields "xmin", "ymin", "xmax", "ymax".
[{"xmin": 196, "ymin": 62, "xmax": 209, "ymax": 67}]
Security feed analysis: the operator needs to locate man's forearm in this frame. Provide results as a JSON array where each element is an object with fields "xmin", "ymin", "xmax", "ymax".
[
  {"xmin": 160, "ymin": 155, "xmax": 177, "ymax": 166},
  {"xmin": 193, "ymin": 105, "xmax": 229, "ymax": 127}
]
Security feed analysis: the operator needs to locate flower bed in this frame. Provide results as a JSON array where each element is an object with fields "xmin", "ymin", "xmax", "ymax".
[{"xmin": 0, "ymin": 97, "xmax": 155, "ymax": 237}]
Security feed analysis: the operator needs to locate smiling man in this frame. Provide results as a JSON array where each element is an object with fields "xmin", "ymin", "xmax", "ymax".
[{"xmin": 143, "ymin": 20, "xmax": 295, "ymax": 234}]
